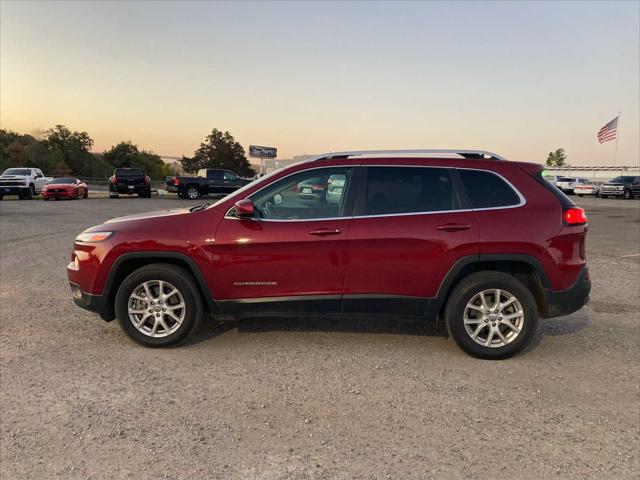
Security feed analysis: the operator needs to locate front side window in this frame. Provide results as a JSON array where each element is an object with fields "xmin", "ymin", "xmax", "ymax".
[
  {"xmin": 459, "ymin": 169, "xmax": 521, "ymax": 209},
  {"xmin": 247, "ymin": 167, "xmax": 352, "ymax": 220},
  {"xmin": 363, "ymin": 167, "xmax": 456, "ymax": 216},
  {"xmin": 223, "ymin": 171, "xmax": 238, "ymax": 181}
]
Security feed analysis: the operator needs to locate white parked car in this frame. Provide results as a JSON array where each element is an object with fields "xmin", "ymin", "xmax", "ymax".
[
  {"xmin": 574, "ymin": 183, "xmax": 601, "ymax": 197},
  {"xmin": 326, "ymin": 173, "xmax": 347, "ymax": 204},
  {"xmin": 0, "ymin": 167, "xmax": 51, "ymax": 200},
  {"xmin": 555, "ymin": 177, "xmax": 590, "ymax": 194}
]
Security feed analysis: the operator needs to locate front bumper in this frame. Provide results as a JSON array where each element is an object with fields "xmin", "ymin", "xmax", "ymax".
[
  {"xmin": 0, "ymin": 186, "xmax": 28, "ymax": 195},
  {"xmin": 44, "ymin": 190, "xmax": 76, "ymax": 198},
  {"xmin": 546, "ymin": 267, "xmax": 591, "ymax": 318},
  {"xmin": 69, "ymin": 282, "xmax": 115, "ymax": 321}
]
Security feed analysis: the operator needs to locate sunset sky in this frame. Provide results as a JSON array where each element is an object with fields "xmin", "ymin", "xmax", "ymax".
[{"xmin": 1, "ymin": 1, "xmax": 638, "ymax": 165}]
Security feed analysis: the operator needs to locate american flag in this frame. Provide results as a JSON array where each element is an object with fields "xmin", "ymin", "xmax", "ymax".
[{"xmin": 597, "ymin": 116, "xmax": 618, "ymax": 143}]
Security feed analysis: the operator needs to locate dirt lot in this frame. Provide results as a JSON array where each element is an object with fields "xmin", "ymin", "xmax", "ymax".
[{"xmin": 1, "ymin": 195, "xmax": 639, "ymax": 479}]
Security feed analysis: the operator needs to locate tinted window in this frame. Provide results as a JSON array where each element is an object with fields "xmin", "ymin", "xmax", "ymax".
[
  {"xmin": 459, "ymin": 170, "xmax": 521, "ymax": 209},
  {"xmin": 50, "ymin": 177, "xmax": 77, "ymax": 184},
  {"xmin": 223, "ymin": 171, "xmax": 238, "ymax": 181},
  {"xmin": 115, "ymin": 168, "xmax": 143, "ymax": 176},
  {"xmin": 610, "ymin": 176, "xmax": 635, "ymax": 183},
  {"xmin": 248, "ymin": 167, "xmax": 352, "ymax": 220},
  {"xmin": 2, "ymin": 168, "xmax": 30, "ymax": 176},
  {"xmin": 207, "ymin": 170, "xmax": 223, "ymax": 181},
  {"xmin": 363, "ymin": 167, "xmax": 455, "ymax": 215}
]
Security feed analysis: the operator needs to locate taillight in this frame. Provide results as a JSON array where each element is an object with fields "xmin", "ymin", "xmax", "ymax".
[
  {"xmin": 145, "ymin": 175, "xmax": 150, "ymax": 185},
  {"xmin": 174, "ymin": 176, "xmax": 180, "ymax": 186},
  {"xmin": 110, "ymin": 176, "xmax": 118, "ymax": 185},
  {"xmin": 563, "ymin": 207, "xmax": 587, "ymax": 226}
]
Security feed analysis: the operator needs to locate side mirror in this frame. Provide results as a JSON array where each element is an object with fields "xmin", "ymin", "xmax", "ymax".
[{"xmin": 234, "ymin": 199, "xmax": 254, "ymax": 218}]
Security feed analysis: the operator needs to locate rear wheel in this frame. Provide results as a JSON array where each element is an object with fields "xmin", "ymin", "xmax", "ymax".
[
  {"xmin": 115, "ymin": 264, "xmax": 204, "ymax": 347},
  {"xmin": 186, "ymin": 186, "xmax": 201, "ymax": 200},
  {"xmin": 445, "ymin": 272, "xmax": 538, "ymax": 359}
]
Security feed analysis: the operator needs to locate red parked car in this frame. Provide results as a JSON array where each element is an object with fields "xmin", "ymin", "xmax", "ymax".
[
  {"xmin": 43, "ymin": 177, "xmax": 88, "ymax": 200},
  {"xmin": 67, "ymin": 150, "xmax": 590, "ymax": 359}
]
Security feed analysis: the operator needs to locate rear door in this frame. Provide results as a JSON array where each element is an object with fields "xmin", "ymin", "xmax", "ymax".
[
  {"xmin": 206, "ymin": 170, "xmax": 224, "ymax": 194},
  {"xmin": 343, "ymin": 166, "xmax": 480, "ymax": 315}
]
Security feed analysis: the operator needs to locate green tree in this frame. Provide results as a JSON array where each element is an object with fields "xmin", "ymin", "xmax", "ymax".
[
  {"xmin": 43, "ymin": 125, "xmax": 94, "ymax": 174},
  {"xmin": 546, "ymin": 148, "xmax": 567, "ymax": 167},
  {"xmin": 181, "ymin": 128, "xmax": 254, "ymax": 177}
]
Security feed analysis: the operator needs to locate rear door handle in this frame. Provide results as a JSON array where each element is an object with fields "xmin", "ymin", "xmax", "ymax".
[
  {"xmin": 436, "ymin": 223, "xmax": 471, "ymax": 232},
  {"xmin": 309, "ymin": 228, "xmax": 342, "ymax": 236}
]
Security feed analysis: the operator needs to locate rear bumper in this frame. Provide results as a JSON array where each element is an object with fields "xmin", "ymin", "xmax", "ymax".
[
  {"xmin": 110, "ymin": 185, "xmax": 150, "ymax": 195},
  {"xmin": 546, "ymin": 267, "xmax": 591, "ymax": 318},
  {"xmin": 69, "ymin": 282, "xmax": 115, "ymax": 321}
]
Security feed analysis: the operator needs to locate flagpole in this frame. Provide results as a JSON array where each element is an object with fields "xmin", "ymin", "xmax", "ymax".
[{"xmin": 613, "ymin": 111, "xmax": 621, "ymax": 167}]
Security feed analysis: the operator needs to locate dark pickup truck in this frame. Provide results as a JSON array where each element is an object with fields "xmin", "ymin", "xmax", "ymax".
[
  {"xmin": 598, "ymin": 175, "xmax": 640, "ymax": 199},
  {"xmin": 109, "ymin": 168, "xmax": 152, "ymax": 198},
  {"xmin": 167, "ymin": 169, "xmax": 251, "ymax": 199}
]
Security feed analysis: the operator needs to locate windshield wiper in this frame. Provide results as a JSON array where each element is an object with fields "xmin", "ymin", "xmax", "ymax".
[{"xmin": 189, "ymin": 203, "xmax": 212, "ymax": 213}]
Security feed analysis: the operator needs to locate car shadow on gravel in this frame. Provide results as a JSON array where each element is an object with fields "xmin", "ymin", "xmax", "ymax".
[
  {"xmin": 523, "ymin": 311, "xmax": 591, "ymax": 354},
  {"xmin": 185, "ymin": 314, "xmax": 448, "ymax": 346}
]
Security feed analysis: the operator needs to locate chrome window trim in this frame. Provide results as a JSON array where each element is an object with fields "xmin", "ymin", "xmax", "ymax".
[{"xmin": 223, "ymin": 164, "xmax": 526, "ymax": 223}]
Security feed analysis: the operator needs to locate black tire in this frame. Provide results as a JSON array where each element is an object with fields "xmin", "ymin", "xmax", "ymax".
[
  {"xmin": 577, "ymin": 194, "xmax": 583, "ymax": 197},
  {"xmin": 25, "ymin": 185, "xmax": 35, "ymax": 199},
  {"xmin": 43, "ymin": 197, "xmax": 50, "ymax": 201},
  {"xmin": 600, "ymin": 195, "xmax": 608, "ymax": 199},
  {"xmin": 186, "ymin": 186, "xmax": 201, "ymax": 200},
  {"xmin": 445, "ymin": 271, "xmax": 538, "ymax": 359},
  {"xmin": 0, "ymin": 195, "xmax": 4, "ymax": 200},
  {"xmin": 623, "ymin": 189, "xmax": 633, "ymax": 200},
  {"xmin": 177, "ymin": 192, "xmax": 186, "ymax": 199},
  {"xmin": 109, "ymin": 193, "xmax": 119, "ymax": 199},
  {"xmin": 84, "ymin": 191, "xmax": 88, "ymax": 199},
  {"xmin": 115, "ymin": 264, "xmax": 204, "ymax": 347}
]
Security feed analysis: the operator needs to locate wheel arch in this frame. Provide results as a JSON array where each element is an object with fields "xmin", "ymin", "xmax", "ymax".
[
  {"xmin": 101, "ymin": 252, "xmax": 217, "ymax": 320},
  {"xmin": 428, "ymin": 254, "xmax": 551, "ymax": 319}
]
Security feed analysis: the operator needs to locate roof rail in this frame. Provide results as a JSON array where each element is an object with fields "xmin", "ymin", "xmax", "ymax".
[{"xmin": 307, "ymin": 149, "xmax": 507, "ymax": 162}]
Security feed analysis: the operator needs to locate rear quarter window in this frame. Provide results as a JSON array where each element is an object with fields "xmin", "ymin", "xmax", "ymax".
[{"xmin": 458, "ymin": 169, "xmax": 522, "ymax": 209}]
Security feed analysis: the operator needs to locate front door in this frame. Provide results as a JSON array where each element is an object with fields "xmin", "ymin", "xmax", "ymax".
[
  {"xmin": 212, "ymin": 166, "xmax": 355, "ymax": 314},
  {"xmin": 343, "ymin": 166, "xmax": 480, "ymax": 314}
]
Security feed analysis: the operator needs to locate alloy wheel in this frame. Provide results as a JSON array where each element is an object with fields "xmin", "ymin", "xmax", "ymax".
[
  {"xmin": 127, "ymin": 280, "xmax": 186, "ymax": 337},
  {"xmin": 187, "ymin": 187, "xmax": 199, "ymax": 199},
  {"xmin": 463, "ymin": 289, "xmax": 524, "ymax": 348}
]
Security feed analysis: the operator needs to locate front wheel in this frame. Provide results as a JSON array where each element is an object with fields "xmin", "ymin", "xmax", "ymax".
[
  {"xmin": 623, "ymin": 189, "xmax": 633, "ymax": 200},
  {"xmin": 600, "ymin": 195, "xmax": 608, "ymax": 199},
  {"xmin": 115, "ymin": 264, "xmax": 204, "ymax": 347},
  {"xmin": 445, "ymin": 272, "xmax": 538, "ymax": 359}
]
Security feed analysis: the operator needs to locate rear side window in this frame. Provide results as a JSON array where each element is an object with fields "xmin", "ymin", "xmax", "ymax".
[
  {"xmin": 207, "ymin": 170, "xmax": 223, "ymax": 181},
  {"xmin": 458, "ymin": 170, "xmax": 521, "ymax": 209},
  {"xmin": 363, "ymin": 167, "xmax": 456, "ymax": 215}
]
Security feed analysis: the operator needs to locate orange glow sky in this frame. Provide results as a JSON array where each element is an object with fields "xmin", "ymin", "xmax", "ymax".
[{"xmin": 1, "ymin": 1, "xmax": 638, "ymax": 165}]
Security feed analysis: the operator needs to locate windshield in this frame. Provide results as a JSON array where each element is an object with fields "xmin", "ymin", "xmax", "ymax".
[
  {"xmin": 558, "ymin": 177, "xmax": 575, "ymax": 182},
  {"xmin": 50, "ymin": 177, "xmax": 77, "ymax": 184},
  {"xmin": 610, "ymin": 176, "xmax": 634, "ymax": 183},
  {"xmin": 2, "ymin": 168, "xmax": 30, "ymax": 176},
  {"xmin": 208, "ymin": 168, "xmax": 286, "ymax": 209}
]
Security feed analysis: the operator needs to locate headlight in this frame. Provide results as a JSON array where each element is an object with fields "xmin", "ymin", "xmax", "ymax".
[{"xmin": 75, "ymin": 231, "xmax": 114, "ymax": 243}]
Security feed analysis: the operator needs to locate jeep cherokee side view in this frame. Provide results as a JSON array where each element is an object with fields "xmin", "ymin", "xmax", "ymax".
[{"xmin": 67, "ymin": 149, "xmax": 591, "ymax": 359}]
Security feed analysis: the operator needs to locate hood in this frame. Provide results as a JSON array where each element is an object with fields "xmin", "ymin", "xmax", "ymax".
[{"xmin": 105, "ymin": 208, "xmax": 191, "ymax": 224}]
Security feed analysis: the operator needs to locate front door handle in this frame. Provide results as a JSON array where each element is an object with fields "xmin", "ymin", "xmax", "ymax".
[
  {"xmin": 309, "ymin": 228, "xmax": 342, "ymax": 236},
  {"xmin": 436, "ymin": 223, "xmax": 471, "ymax": 232}
]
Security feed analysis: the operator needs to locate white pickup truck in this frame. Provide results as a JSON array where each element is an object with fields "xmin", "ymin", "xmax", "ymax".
[{"xmin": 0, "ymin": 167, "xmax": 52, "ymax": 200}]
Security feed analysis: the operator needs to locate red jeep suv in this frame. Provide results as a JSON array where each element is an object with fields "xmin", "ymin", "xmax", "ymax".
[{"xmin": 67, "ymin": 150, "xmax": 590, "ymax": 359}]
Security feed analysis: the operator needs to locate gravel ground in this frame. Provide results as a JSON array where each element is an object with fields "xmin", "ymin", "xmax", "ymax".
[{"xmin": 1, "ymin": 195, "xmax": 639, "ymax": 479}]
